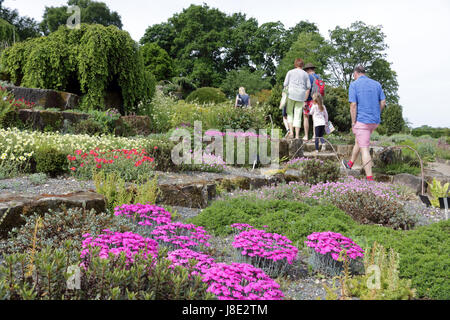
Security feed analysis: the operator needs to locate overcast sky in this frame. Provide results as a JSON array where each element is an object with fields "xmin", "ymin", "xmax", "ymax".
[{"xmin": 4, "ymin": 0, "xmax": 450, "ymax": 128}]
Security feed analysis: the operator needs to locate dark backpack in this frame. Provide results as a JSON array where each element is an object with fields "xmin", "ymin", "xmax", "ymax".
[
  {"xmin": 311, "ymin": 74, "xmax": 325, "ymax": 97},
  {"xmin": 236, "ymin": 94, "xmax": 243, "ymax": 107}
]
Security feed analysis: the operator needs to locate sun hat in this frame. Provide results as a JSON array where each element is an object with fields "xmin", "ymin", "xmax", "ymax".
[{"xmin": 304, "ymin": 63, "xmax": 316, "ymax": 70}]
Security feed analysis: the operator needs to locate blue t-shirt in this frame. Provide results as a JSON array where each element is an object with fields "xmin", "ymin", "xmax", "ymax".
[
  {"xmin": 237, "ymin": 94, "xmax": 250, "ymax": 107},
  {"xmin": 349, "ymin": 75, "xmax": 386, "ymax": 124},
  {"xmin": 307, "ymin": 73, "xmax": 320, "ymax": 101}
]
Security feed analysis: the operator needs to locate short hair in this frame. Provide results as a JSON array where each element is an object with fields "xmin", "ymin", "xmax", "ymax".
[
  {"xmin": 354, "ymin": 65, "xmax": 366, "ymax": 74},
  {"xmin": 294, "ymin": 58, "xmax": 304, "ymax": 69}
]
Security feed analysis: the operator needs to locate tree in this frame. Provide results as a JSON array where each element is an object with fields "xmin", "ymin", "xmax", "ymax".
[
  {"xmin": 40, "ymin": 0, "xmax": 123, "ymax": 35},
  {"xmin": 0, "ymin": 18, "xmax": 16, "ymax": 47},
  {"xmin": 141, "ymin": 43, "xmax": 174, "ymax": 81},
  {"xmin": 276, "ymin": 31, "xmax": 331, "ymax": 83},
  {"xmin": 328, "ymin": 21, "xmax": 392, "ymax": 90},
  {"xmin": 0, "ymin": 0, "xmax": 40, "ymax": 40},
  {"xmin": 1, "ymin": 24, "xmax": 152, "ymax": 114},
  {"xmin": 381, "ymin": 104, "xmax": 405, "ymax": 135},
  {"xmin": 220, "ymin": 68, "xmax": 271, "ymax": 98},
  {"xmin": 367, "ymin": 58, "xmax": 399, "ymax": 104},
  {"xmin": 285, "ymin": 21, "xmax": 320, "ymax": 49},
  {"xmin": 324, "ymin": 87, "xmax": 352, "ymax": 133},
  {"xmin": 250, "ymin": 22, "xmax": 288, "ymax": 83}
]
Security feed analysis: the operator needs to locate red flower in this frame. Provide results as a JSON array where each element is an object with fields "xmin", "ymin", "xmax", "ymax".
[
  {"xmin": 70, "ymin": 167, "xmax": 76, "ymax": 171},
  {"xmin": 154, "ymin": 146, "xmax": 158, "ymax": 150},
  {"xmin": 97, "ymin": 164, "xmax": 102, "ymax": 169}
]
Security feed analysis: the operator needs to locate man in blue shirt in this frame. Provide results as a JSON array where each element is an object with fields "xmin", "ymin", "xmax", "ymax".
[{"xmin": 342, "ymin": 65, "xmax": 386, "ymax": 181}]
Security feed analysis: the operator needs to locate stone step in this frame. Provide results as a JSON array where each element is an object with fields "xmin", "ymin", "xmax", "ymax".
[
  {"xmin": 302, "ymin": 142, "xmax": 335, "ymax": 152},
  {"xmin": 303, "ymin": 152, "xmax": 339, "ymax": 162}
]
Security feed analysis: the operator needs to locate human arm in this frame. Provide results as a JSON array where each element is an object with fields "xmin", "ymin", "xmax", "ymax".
[
  {"xmin": 350, "ymin": 103, "xmax": 357, "ymax": 127},
  {"xmin": 235, "ymin": 95, "xmax": 239, "ymax": 107},
  {"xmin": 324, "ymin": 107, "xmax": 329, "ymax": 124},
  {"xmin": 380, "ymin": 100, "xmax": 386, "ymax": 112},
  {"xmin": 283, "ymin": 71, "xmax": 290, "ymax": 88}
]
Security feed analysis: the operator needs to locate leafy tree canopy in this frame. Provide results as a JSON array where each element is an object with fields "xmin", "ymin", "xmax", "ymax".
[
  {"xmin": 0, "ymin": 0, "xmax": 41, "ymax": 40},
  {"xmin": 141, "ymin": 42, "xmax": 174, "ymax": 82},
  {"xmin": 40, "ymin": 0, "xmax": 122, "ymax": 35},
  {"xmin": 220, "ymin": 68, "xmax": 272, "ymax": 98}
]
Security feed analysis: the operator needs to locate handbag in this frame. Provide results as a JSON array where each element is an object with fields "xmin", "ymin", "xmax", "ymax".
[
  {"xmin": 326, "ymin": 121, "xmax": 335, "ymax": 135},
  {"xmin": 279, "ymin": 89, "xmax": 288, "ymax": 110}
]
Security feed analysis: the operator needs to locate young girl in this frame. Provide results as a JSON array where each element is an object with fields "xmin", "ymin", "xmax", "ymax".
[{"xmin": 309, "ymin": 93, "xmax": 329, "ymax": 153}]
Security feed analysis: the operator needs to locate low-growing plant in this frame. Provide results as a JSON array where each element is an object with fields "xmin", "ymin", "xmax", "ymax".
[
  {"xmin": 288, "ymin": 158, "xmax": 340, "ymax": 185},
  {"xmin": 345, "ymin": 242, "xmax": 416, "ymax": 300},
  {"xmin": 202, "ymin": 262, "xmax": 284, "ymax": 300},
  {"xmin": 1, "ymin": 207, "xmax": 133, "ymax": 255},
  {"xmin": 93, "ymin": 171, "xmax": 134, "ymax": 212},
  {"xmin": 428, "ymin": 178, "xmax": 449, "ymax": 208},
  {"xmin": 27, "ymin": 173, "xmax": 48, "ymax": 186},
  {"xmin": 306, "ymin": 177, "xmax": 418, "ymax": 230},
  {"xmin": 0, "ymin": 243, "xmax": 214, "ymax": 300},
  {"xmin": 33, "ymin": 144, "xmax": 68, "ymax": 177},
  {"xmin": 231, "ymin": 225, "xmax": 298, "ymax": 277},
  {"xmin": 151, "ymin": 222, "xmax": 211, "ymax": 252},
  {"xmin": 305, "ymin": 232, "xmax": 365, "ymax": 276}
]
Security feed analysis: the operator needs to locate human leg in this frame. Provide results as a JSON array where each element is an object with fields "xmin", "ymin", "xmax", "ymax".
[
  {"xmin": 293, "ymin": 101, "xmax": 303, "ymax": 139},
  {"xmin": 286, "ymin": 99, "xmax": 295, "ymax": 138},
  {"xmin": 352, "ymin": 122, "xmax": 378, "ymax": 179}
]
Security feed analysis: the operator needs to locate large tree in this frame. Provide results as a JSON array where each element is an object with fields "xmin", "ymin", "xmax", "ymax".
[
  {"xmin": 328, "ymin": 21, "xmax": 394, "ymax": 89},
  {"xmin": 141, "ymin": 42, "xmax": 174, "ymax": 81},
  {"xmin": 40, "ymin": 0, "xmax": 122, "ymax": 35},
  {"xmin": 0, "ymin": 0, "xmax": 41, "ymax": 40}
]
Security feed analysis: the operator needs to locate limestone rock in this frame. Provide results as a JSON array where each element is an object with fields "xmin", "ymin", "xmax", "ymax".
[
  {"xmin": 393, "ymin": 173, "xmax": 426, "ymax": 195},
  {"xmin": 0, "ymin": 191, "xmax": 106, "ymax": 238}
]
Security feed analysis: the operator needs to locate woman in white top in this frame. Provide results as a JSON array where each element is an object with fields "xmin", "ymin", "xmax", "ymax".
[
  {"xmin": 283, "ymin": 58, "xmax": 311, "ymax": 140},
  {"xmin": 309, "ymin": 93, "xmax": 329, "ymax": 152}
]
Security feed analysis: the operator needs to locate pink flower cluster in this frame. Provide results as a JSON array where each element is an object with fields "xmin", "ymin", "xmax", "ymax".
[
  {"xmin": 202, "ymin": 263, "xmax": 284, "ymax": 300},
  {"xmin": 114, "ymin": 203, "xmax": 172, "ymax": 227},
  {"xmin": 232, "ymin": 228, "xmax": 298, "ymax": 264},
  {"xmin": 305, "ymin": 176, "xmax": 400, "ymax": 202},
  {"xmin": 151, "ymin": 222, "xmax": 211, "ymax": 250},
  {"xmin": 167, "ymin": 249, "xmax": 215, "ymax": 276},
  {"xmin": 205, "ymin": 130, "xmax": 270, "ymax": 139},
  {"xmin": 305, "ymin": 232, "xmax": 364, "ymax": 261},
  {"xmin": 81, "ymin": 230, "xmax": 159, "ymax": 266}
]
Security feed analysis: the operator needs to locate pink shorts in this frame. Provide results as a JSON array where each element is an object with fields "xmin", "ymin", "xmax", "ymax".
[{"xmin": 352, "ymin": 122, "xmax": 379, "ymax": 148}]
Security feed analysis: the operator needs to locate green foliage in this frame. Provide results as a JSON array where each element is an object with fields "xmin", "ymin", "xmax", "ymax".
[
  {"xmin": 381, "ymin": 104, "xmax": 405, "ymax": 135},
  {"xmin": 0, "ymin": 1, "xmax": 40, "ymax": 40},
  {"xmin": 40, "ymin": 0, "xmax": 123, "ymax": 35},
  {"xmin": 411, "ymin": 126, "xmax": 450, "ymax": 139},
  {"xmin": 220, "ymin": 68, "xmax": 271, "ymax": 99},
  {"xmin": 27, "ymin": 173, "xmax": 48, "ymax": 186},
  {"xmin": 33, "ymin": 144, "xmax": 68, "ymax": 177},
  {"xmin": 73, "ymin": 118, "xmax": 105, "ymax": 135},
  {"xmin": 0, "ymin": 244, "xmax": 214, "ymax": 300},
  {"xmin": 190, "ymin": 196, "xmax": 450, "ymax": 299},
  {"xmin": 428, "ymin": 178, "xmax": 449, "ymax": 208},
  {"xmin": 277, "ymin": 31, "xmax": 330, "ymax": 83},
  {"xmin": 93, "ymin": 171, "xmax": 160, "ymax": 212},
  {"xmin": 186, "ymin": 87, "xmax": 228, "ymax": 105},
  {"xmin": 373, "ymin": 163, "xmax": 421, "ymax": 176},
  {"xmin": 290, "ymin": 159, "xmax": 341, "ymax": 185},
  {"xmin": 1, "ymin": 207, "xmax": 133, "ymax": 254},
  {"xmin": 323, "ymin": 86, "xmax": 352, "ymax": 132},
  {"xmin": 347, "ymin": 242, "xmax": 416, "ymax": 300},
  {"xmin": 1, "ymin": 24, "xmax": 152, "ymax": 114},
  {"xmin": 141, "ymin": 42, "xmax": 174, "ymax": 81},
  {"xmin": 0, "ymin": 18, "xmax": 16, "ymax": 47},
  {"xmin": 0, "ymin": 87, "xmax": 14, "ymax": 126}
]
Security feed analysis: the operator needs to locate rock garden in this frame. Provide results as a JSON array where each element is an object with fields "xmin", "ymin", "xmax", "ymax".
[{"xmin": 0, "ymin": 16, "xmax": 449, "ymax": 301}]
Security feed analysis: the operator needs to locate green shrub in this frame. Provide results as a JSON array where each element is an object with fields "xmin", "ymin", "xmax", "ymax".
[
  {"xmin": 381, "ymin": 104, "xmax": 405, "ymax": 136},
  {"xmin": 0, "ymin": 244, "xmax": 214, "ymax": 300},
  {"xmin": 1, "ymin": 207, "xmax": 133, "ymax": 255},
  {"xmin": 189, "ymin": 196, "xmax": 449, "ymax": 299},
  {"xmin": 186, "ymin": 87, "xmax": 227, "ymax": 104},
  {"xmin": 1, "ymin": 24, "xmax": 153, "ymax": 113},
  {"xmin": 33, "ymin": 144, "xmax": 68, "ymax": 177},
  {"xmin": 296, "ymin": 159, "xmax": 341, "ymax": 185},
  {"xmin": 73, "ymin": 119, "xmax": 106, "ymax": 135},
  {"xmin": 0, "ymin": 88, "xmax": 15, "ymax": 127}
]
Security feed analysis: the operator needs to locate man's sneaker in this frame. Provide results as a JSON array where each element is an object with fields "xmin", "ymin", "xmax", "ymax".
[{"xmin": 341, "ymin": 159, "xmax": 352, "ymax": 170}]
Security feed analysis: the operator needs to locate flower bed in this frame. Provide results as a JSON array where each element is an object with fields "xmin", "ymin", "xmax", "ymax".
[
  {"xmin": 114, "ymin": 203, "xmax": 172, "ymax": 227},
  {"xmin": 68, "ymin": 148, "xmax": 156, "ymax": 180},
  {"xmin": 202, "ymin": 263, "xmax": 284, "ymax": 300},
  {"xmin": 151, "ymin": 222, "xmax": 211, "ymax": 251},
  {"xmin": 81, "ymin": 230, "xmax": 159, "ymax": 268},
  {"xmin": 305, "ymin": 231, "xmax": 364, "ymax": 276},
  {"xmin": 232, "ymin": 226, "xmax": 298, "ymax": 276}
]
